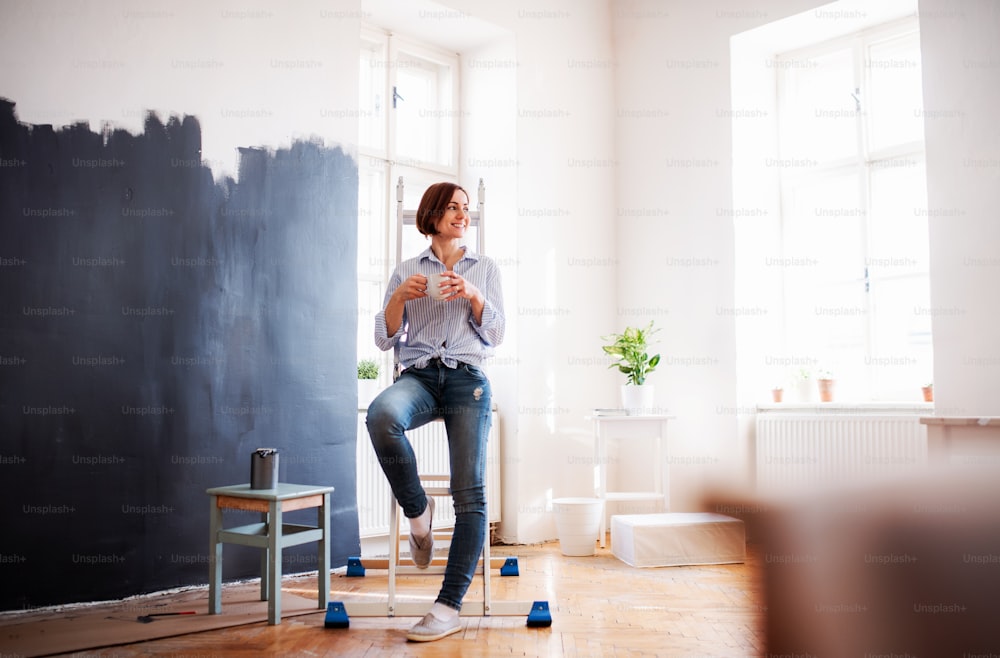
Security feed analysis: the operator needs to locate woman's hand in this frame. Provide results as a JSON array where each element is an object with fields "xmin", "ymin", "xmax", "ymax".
[
  {"xmin": 439, "ymin": 271, "xmax": 480, "ymax": 303},
  {"xmin": 393, "ymin": 274, "xmax": 430, "ymax": 303},
  {"xmin": 384, "ymin": 274, "xmax": 427, "ymax": 336},
  {"xmin": 440, "ymin": 271, "xmax": 486, "ymax": 324}
]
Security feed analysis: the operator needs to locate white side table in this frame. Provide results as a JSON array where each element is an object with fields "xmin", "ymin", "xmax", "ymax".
[{"xmin": 587, "ymin": 414, "xmax": 674, "ymax": 548}]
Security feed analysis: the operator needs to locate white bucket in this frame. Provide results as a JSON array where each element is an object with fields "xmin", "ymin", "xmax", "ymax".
[{"xmin": 552, "ymin": 497, "xmax": 603, "ymax": 556}]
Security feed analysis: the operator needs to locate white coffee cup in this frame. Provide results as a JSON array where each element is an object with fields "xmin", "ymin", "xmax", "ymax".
[{"xmin": 427, "ymin": 272, "xmax": 450, "ymax": 301}]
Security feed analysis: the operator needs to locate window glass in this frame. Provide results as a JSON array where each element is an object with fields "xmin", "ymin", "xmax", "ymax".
[
  {"xmin": 394, "ymin": 48, "xmax": 455, "ymax": 169},
  {"xmin": 783, "ymin": 171, "xmax": 865, "ymax": 285},
  {"xmin": 870, "ymin": 276, "xmax": 933, "ymax": 397},
  {"xmin": 359, "ymin": 35, "xmax": 386, "ymax": 152},
  {"xmin": 868, "ymin": 159, "xmax": 930, "ymax": 278},
  {"xmin": 357, "ymin": 165, "xmax": 387, "ymax": 274},
  {"xmin": 866, "ymin": 32, "xmax": 925, "ymax": 152},
  {"xmin": 779, "ymin": 47, "xmax": 857, "ymax": 163}
]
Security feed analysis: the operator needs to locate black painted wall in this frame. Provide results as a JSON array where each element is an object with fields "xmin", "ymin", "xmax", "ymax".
[{"xmin": 0, "ymin": 99, "xmax": 361, "ymax": 611}]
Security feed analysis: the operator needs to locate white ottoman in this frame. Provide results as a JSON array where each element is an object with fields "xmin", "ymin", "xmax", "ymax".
[{"xmin": 611, "ymin": 512, "xmax": 746, "ymax": 567}]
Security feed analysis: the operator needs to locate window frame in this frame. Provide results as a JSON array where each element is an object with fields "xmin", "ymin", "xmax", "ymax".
[
  {"xmin": 773, "ymin": 16, "xmax": 931, "ymax": 401},
  {"xmin": 356, "ymin": 25, "xmax": 462, "ymax": 394}
]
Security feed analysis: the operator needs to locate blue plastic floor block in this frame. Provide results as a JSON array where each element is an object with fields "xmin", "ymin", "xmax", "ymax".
[
  {"xmin": 500, "ymin": 556, "xmax": 520, "ymax": 576},
  {"xmin": 345, "ymin": 556, "xmax": 366, "ymax": 577},
  {"xmin": 526, "ymin": 600, "xmax": 552, "ymax": 627},
  {"xmin": 324, "ymin": 602, "xmax": 350, "ymax": 629}
]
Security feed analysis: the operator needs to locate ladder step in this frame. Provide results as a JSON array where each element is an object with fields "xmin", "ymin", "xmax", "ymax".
[
  {"xmin": 397, "ymin": 529, "xmax": 455, "ymax": 541},
  {"xmin": 352, "ymin": 556, "xmax": 511, "ymax": 571}
]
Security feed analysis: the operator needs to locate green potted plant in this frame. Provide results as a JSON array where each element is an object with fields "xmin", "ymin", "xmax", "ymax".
[
  {"xmin": 357, "ymin": 357, "xmax": 380, "ymax": 409},
  {"xmin": 601, "ymin": 321, "xmax": 661, "ymax": 414}
]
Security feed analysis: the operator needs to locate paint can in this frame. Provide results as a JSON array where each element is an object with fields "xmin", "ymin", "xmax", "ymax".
[{"xmin": 250, "ymin": 448, "xmax": 279, "ymax": 489}]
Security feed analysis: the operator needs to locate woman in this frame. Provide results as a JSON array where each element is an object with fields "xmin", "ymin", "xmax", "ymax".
[{"xmin": 366, "ymin": 181, "xmax": 505, "ymax": 642}]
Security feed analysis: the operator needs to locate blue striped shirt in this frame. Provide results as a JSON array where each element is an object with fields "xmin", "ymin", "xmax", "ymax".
[{"xmin": 374, "ymin": 246, "xmax": 505, "ymax": 369}]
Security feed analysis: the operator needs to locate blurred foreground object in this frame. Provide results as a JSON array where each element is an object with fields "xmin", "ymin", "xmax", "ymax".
[{"xmin": 706, "ymin": 466, "xmax": 1000, "ymax": 655}]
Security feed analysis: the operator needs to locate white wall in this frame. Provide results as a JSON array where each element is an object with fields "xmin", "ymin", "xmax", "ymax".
[
  {"xmin": 445, "ymin": 0, "xmax": 620, "ymax": 542},
  {"xmin": 508, "ymin": 0, "xmax": 620, "ymax": 542},
  {"xmin": 0, "ymin": 0, "xmax": 359, "ymax": 179},
  {"xmin": 611, "ymin": 0, "xmax": 833, "ymax": 510},
  {"xmin": 460, "ymin": 36, "xmax": 522, "ymax": 540},
  {"xmin": 918, "ymin": 0, "xmax": 1000, "ymax": 417},
  {"xmin": 7, "ymin": 0, "xmax": 996, "ymax": 548}
]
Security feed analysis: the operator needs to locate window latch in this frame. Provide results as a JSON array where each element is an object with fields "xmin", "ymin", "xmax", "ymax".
[{"xmin": 392, "ymin": 86, "xmax": 404, "ymax": 109}]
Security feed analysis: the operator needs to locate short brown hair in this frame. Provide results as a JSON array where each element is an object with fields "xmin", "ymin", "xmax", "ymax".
[{"xmin": 415, "ymin": 182, "xmax": 469, "ymax": 236}]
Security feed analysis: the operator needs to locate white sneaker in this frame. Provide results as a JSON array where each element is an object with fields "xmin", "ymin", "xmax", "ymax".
[
  {"xmin": 406, "ymin": 612, "xmax": 461, "ymax": 642},
  {"xmin": 408, "ymin": 496, "xmax": 435, "ymax": 568}
]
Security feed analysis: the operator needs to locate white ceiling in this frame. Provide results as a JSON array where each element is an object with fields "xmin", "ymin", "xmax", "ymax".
[{"xmin": 362, "ymin": 0, "xmax": 511, "ymax": 53}]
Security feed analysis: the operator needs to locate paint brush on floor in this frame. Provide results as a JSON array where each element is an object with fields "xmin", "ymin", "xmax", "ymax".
[{"xmin": 136, "ymin": 611, "xmax": 197, "ymax": 623}]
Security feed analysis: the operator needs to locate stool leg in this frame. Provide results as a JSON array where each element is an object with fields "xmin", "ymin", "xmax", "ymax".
[
  {"xmin": 208, "ymin": 495, "xmax": 222, "ymax": 615},
  {"xmin": 259, "ymin": 509, "xmax": 268, "ymax": 602},
  {"xmin": 267, "ymin": 500, "xmax": 282, "ymax": 625},
  {"xmin": 318, "ymin": 493, "xmax": 330, "ymax": 610},
  {"xmin": 482, "ymin": 499, "xmax": 492, "ymax": 615},
  {"xmin": 387, "ymin": 489, "xmax": 399, "ymax": 616}
]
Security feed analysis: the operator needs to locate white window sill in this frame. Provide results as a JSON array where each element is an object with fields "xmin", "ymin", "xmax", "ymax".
[{"xmin": 757, "ymin": 402, "xmax": 934, "ymax": 414}]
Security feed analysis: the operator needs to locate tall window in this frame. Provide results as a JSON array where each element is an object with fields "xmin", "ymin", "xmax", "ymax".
[
  {"xmin": 357, "ymin": 27, "xmax": 460, "ymax": 388},
  {"xmin": 776, "ymin": 18, "xmax": 931, "ymax": 401}
]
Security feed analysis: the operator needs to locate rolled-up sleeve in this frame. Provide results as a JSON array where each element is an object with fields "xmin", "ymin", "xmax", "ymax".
[
  {"xmin": 470, "ymin": 259, "xmax": 505, "ymax": 347},
  {"xmin": 374, "ymin": 268, "xmax": 404, "ymax": 352}
]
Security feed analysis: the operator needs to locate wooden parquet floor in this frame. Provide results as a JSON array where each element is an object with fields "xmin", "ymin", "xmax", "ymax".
[{"xmin": 46, "ymin": 539, "xmax": 765, "ymax": 657}]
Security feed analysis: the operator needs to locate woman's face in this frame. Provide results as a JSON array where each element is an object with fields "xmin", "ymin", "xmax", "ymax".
[{"xmin": 433, "ymin": 189, "xmax": 470, "ymax": 239}]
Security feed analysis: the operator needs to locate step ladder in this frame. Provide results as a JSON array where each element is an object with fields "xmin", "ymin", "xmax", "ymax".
[{"xmin": 327, "ymin": 177, "xmax": 550, "ymax": 629}]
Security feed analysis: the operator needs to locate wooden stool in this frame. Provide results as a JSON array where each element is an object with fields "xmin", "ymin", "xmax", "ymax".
[{"xmin": 207, "ymin": 483, "xmax": 334, "ymax": 625}]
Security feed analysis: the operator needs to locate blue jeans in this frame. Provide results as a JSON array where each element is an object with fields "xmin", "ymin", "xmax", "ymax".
[{"xmin": 365, "ymin": 359, "xmax": 492, "ymax": 611}]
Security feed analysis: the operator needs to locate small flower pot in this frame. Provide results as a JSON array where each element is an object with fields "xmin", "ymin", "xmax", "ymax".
[
  {"xmin": 771, "ymin": 388, "xmax": 784, "ymax": 403},
  {"xmin": 794, "ymin": 378, "xmax": 814, "ymax": 403},
  {"xmin": 817, "ymin": 378, "xmax": 835, "ymax": 402},
  {"xmin": 921, "ymin": 385, "xmax": 933, "ymax": 402},
  {"xmin": 358, "ymin": 379, "xmax": 379, "ymax": 409}
]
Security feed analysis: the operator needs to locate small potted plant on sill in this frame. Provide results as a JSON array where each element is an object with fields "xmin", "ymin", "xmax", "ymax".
[
  {"xmin": 816, "ymin": 369, "xmax": 835, "ymax": 403},
  {"xmin": 771, "ymin": 386, "xmax": 784, "ymax": 403},
  {"xmin": 921, "ymin": 382, "xmax": 934, "ymax": 402},
  {"xmin": 601, "ymin": 321, "xmax": 661, "ymax": 415},
  {"xmin": 357, "ymin": 357, "xmax": 380, "ymax": 409},
  {"xmin": 792, "ymin": 367, "xmax": 814, "ymax": 403}
]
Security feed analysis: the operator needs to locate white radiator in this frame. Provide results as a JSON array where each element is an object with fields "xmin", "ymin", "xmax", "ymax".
[
  {"xmin": 755, "ymin": 411, "xmax": 928, "ymax": 493},
  {"xmin": 355, "ymin": 411, "xmax": 501, "ymax": 537}
]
